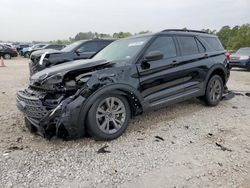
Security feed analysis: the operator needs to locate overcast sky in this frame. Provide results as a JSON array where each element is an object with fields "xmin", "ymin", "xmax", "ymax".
[{"xmin": 0, "ymin": 0, "xmax": 249, "ymax": 42}]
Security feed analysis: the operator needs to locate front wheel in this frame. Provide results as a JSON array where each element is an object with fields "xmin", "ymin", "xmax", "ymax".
[
  {"xmin": 4, "ymin": 53, "xmax": 11, "ymax": 59},
  {"xmin": 24, "ymin": 52, "xmax": 30, "ymax": 58},
  {"xmin": 246, "ymin": 64, "xmax": 250, "ymax": 72},
  {"xmin": 204, "ymin": 75, "xmax": 224, "ymax": 106},
  {"xmin": 86, "ymin": 95, "xmax": 131, "ymax": 140}
]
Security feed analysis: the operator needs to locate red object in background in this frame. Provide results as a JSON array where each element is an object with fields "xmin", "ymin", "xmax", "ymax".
[
  {"xmin": 11, "ymin": 48, "xmax": 17, "ymax": 53},
  {"xmin": 225, "ymin": 52, "xmax": 231, "ymax": 61}
]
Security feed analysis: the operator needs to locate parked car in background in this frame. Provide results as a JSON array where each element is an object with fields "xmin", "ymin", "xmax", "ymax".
[
  {"xmin": 23, "ymin": 44, "xmax": 66, "ymax": 58},
  {"xmin": 17, "ymin": 30, "xmax": 230, "ymax": 140},
  {"xmin": 16, "ymin": 44, "xmax": 31, "ymax": 54},
  {"xmin": 0, "ymin": 44, "xmax": 18, "ymax": 59},
  {"xmin": 29, "ymin": 38, "xmax": 115, "ymax": 75},
  {"xmin": 0, "ymin": 43, "xmax": 17, "ymax": 50},
  {"xmin": 21, "ymin": 44, "xmax": 48, "ymax": 58},
  {"xmin": 229, "ymin": 47, "xmax": 250, "ymax": 71}
]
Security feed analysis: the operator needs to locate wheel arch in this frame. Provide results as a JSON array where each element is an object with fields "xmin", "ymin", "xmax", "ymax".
[
  {"xmin": 77, "ymin": 83, "xmax": 145, "ymax": 129},
  {"xmin": 205, "ymin": 64, "xmax": 228, "ymax": 87}
]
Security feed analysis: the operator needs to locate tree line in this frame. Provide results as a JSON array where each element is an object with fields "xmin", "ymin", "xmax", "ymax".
[{"xmin": 51, "ymin": 24, "xmax": 250, "ymax": 50}]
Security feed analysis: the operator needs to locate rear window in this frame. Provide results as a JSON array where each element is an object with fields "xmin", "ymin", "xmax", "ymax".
[
  {"xmin": 202, "ymin": 37, "xmax": 224, "ymax": 51},
  {"xmin": 177, "ymin": 36, "xmax": 199, "ymax": 56}
]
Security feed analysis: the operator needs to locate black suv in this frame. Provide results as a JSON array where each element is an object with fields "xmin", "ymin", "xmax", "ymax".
[
  {"xmin": 29, "ymin": 39, "xmax": 115, "ymax": 75},
  {"xmin": 17, "ymin": 30, "xmax": 230, "ymax": 140}
]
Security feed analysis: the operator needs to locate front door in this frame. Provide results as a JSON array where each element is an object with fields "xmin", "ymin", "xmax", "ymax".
[{"xmin": 137, "ymin": 35, "xmax": 187, "ymax": 108}]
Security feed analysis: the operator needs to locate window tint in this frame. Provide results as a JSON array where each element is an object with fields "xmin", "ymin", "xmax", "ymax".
[
  {"xmin": 48, "ymin": 45, "xmax": 64, "ymax": 50},
  {"xmin": 202, "ymin": 37, "xmax": 224, "ymax": 51},
  {"xmin": 45, "ymin": 45, "xmax": 53, "ymax": 49},
  {"xmin": 77, "ymin": 42, "xmax": 97, "ymax": 53},
  {"xmin": 196, "ymin": 39, "xmax": 205, "ymax": 53},
  {"xmin": 96, "ymin": 41, "xmax": 111, "ymax": 51},
  {"xmin": 177, "ymin": 36, "xmax": 199, "ymax": 56},
  {"xmin": 146, "ymin": 36, "xmax": 177, "ymax": 59}
]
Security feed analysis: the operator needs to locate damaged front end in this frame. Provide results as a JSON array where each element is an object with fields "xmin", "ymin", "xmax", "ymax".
[
  {"xmin": 16, "ymin": 86, "xmax": 88, "ymax": 139},
  {"xmin": 16, "ymin": 59, "xmax": 112, "ymax": 139}
]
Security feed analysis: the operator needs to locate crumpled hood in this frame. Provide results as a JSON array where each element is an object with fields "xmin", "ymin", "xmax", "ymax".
[
  {"xmin": 31, "ymin": 49, "xmax": 60, "ymax": 57},
  {"xmin": 30, "ymin": 59, "xmax": 110, "ymax": 83}
]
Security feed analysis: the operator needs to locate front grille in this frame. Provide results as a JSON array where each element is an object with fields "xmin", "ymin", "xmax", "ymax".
[
  {"xmin": 30, "ymin": 55, "xmax": 41, "ymax": 64},
  {"xmin": 17, "ymin": 89, "xmax": 49, "ymax": 119}
]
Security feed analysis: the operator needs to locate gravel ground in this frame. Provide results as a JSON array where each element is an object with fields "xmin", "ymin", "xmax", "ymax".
[{"xmin": 0, "ymin": 57, "xmax": 250, "ymax": 188}]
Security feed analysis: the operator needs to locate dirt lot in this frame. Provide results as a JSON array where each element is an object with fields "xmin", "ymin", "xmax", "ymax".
[{"xmin": 0, "ymin": 57, "xmax": 250, "ymax": 188}]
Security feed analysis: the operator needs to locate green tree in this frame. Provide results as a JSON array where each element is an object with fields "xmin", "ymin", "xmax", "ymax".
[
  {"xmin": 216, "ymin": 24, "xmax": 250, "ymax": 50},
  {"xmin": 113, "ymin": 32, "xmax": 132, "ymax": 38}
]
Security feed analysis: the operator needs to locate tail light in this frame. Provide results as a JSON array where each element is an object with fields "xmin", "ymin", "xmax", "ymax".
[{"xmin": 225, "ymin": 52, "xmax": 230, "ymax": 61}]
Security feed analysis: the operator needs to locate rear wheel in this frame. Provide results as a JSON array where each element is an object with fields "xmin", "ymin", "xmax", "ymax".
[
  {"xmin": 204, "ymin": 75, "xmax": 224, "ymax": 106},
  {"xmin": 4, "ymin": 53, "xmax": 11, "ymax": 59},
  {"xmin": 86, "ymin": 94, "xmax": 131, "ymax": 140}
]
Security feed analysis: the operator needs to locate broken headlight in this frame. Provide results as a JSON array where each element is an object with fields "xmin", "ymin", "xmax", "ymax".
[{"xmin": 41, "ymin": 73, "xmax": 63, "ymax": 85}]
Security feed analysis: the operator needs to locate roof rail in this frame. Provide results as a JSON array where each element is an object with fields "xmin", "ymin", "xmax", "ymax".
[{"xmin": 161, "ymin": 29, "xmax": 207, "ymax": 34}]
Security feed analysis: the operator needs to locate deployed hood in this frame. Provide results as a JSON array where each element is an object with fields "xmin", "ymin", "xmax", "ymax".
[
  {"xmin": 31, "ymin": 49, "xmax": 59, "ymax": 57},
  {"xmin": 30, "ymin": 59, "xmax": 110, "ymax": 83}
]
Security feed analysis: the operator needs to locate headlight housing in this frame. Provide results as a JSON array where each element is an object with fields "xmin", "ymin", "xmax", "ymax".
[
  {"xmin": 41, "ymin": 73, "xmax": 63, "ymax": 85},
  {"xmin": 239, "ymin": 56, "xmax": 250, "ymax": 60}
]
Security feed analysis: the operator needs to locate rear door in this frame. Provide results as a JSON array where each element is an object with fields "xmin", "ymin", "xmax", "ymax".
[
  {"xmin": 175, "ymin": 35, "xmax": 209, "ymax": 94},
  {"xmin": 137, "ymin": 35, "xmax": 188, "ymax": 108}
]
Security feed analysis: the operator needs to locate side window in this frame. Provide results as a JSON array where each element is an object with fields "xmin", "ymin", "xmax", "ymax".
[
  {"xmin": 202, "ymin": 37, "xmax": 224, "ymax": 51},
  {"xmin": 45, "ymin": 45, "xmax": 53, "ymax": 49},
  {"xmin": 0, "ymin": 46, "xmax": 3, "ymax": 50},
  {"xmin": 50, "ymin": 45, "xmax": 63, "ymax": 50},
  {"xmin": 145, "ymin": 36, "xmax": 177, "ymax": 59},
  {"xmin": 96, "ymin": 41, "xmax": 111, "ymax": 51},
  {"xmin": 196, "ymin": 39, "xmax": 206, "ymax": 53},
  {"xmin": 77, "ymin": 42, "xmax": 97, "ymax": 53},
  {"xmin": 177, "ymin": 36, "xmax": 199, "ymax": 56}
]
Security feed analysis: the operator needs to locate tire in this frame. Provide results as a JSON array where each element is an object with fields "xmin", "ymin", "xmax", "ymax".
[
  {"xmin": 24, "ymin": 52, "xmax": 30, "ymax": 58},
  {"xmin": 247, "ymin": 64, "xmax": 250, "ymax": 72},
  {"xmin": 86, "ymin": 94, "xmax": 131, "ymax": 140},
  {"xmin": 204, "ymin": 75, "xmax": 224, "ymax": 106},
  {"xmin": 24, "ymin": 118, "xmax": 37, "ymax": 133},
  {"xmin": 4, "ymin": 53, "xmax": 11, "ymax": 59}
]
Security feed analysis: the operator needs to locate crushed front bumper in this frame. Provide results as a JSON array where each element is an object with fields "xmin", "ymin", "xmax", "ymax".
[{"xmin": 16, "ymin": 88, "xmax": 86, "ymax": 139}]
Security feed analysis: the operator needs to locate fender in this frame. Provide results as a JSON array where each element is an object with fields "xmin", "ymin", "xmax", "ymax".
[
  {"xmin": 204, "ymin": 64, "xmax": 228, "ymax": 86},
  {"xmin": 77, "ymin": 83, "xmax": 145, "ymax": 128}
]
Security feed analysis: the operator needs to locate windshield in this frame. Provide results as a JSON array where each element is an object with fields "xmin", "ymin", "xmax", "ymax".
[
  {"xmin": 93, "ymin": 36, "xmax": 151, "ymax": 62},
  {"xmin": 236, "ymin": 48, "xmax": 250, "ymax": 55},
  {"xmin": 61, "ymin": 41, "xmax": 84, "ymax": 52}
]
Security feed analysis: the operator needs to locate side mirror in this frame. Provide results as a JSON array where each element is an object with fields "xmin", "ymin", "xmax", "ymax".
[
  {"xmin": 144, "ymin": 51, "xmax": 164, "ymax": 62},
  {"xmin": 75, "ymin": 49, "xmax": 82, "ymax": 54}
]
